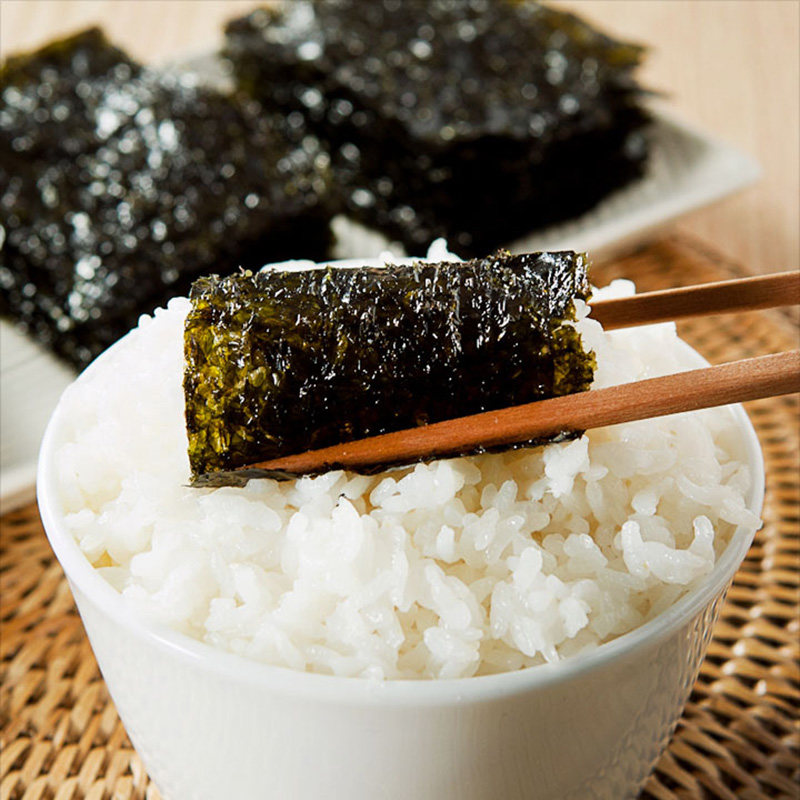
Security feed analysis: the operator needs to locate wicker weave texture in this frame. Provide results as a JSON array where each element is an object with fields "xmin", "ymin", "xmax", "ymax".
[{"xmin": 1, "ymin": 237, "xmax": 798, "ymax": 800}]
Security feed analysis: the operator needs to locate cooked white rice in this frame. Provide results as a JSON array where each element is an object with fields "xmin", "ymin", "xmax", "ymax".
[{"xmin": 54, "ymin": 245, "xmax": 760, "ymax": 680}]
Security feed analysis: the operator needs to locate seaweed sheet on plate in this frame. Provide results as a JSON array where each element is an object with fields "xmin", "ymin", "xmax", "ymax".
[
  {"xmin": 0, "ymin": 28, "xmax": 334, "ymax": 369},
  {"xmin": 225, "ymin": 0, "xmax": 649, "ymax": 256}
]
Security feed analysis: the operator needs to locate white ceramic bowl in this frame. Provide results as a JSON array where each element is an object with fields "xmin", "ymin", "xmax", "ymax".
[{"xmin": 37, "ymin": 343, "xmax": 763, "ymax": 800}]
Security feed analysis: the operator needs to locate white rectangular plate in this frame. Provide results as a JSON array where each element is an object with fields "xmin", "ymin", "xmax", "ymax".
[{"xmin": 0, "ymin": 104, "xmax": 759, "ymax": 512}]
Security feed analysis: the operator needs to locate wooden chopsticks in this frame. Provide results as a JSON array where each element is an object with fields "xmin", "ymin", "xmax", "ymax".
[
  {"xmin": 591, "ymin": 270, "xmax": 799, "ymax": 329},
  {"xmin": 245, "ymin": 351, "xmax": 799, "ymax": 476},
  {"xmin": 238, "ymin": 270, "xmax": 800, "ymax": 478}
]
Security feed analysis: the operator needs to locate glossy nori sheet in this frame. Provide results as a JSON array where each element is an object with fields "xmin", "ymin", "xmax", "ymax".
[
  {"xmin": 184, "ymin": 252, "xmax": 595, "ymax": 485},
  {"xmin": 225, "ymin": 0, "xmax": 649, "ymax": 256},
  {"xmin": 0, "ymin": 28, "xmax": 334, "ymax": 368}
]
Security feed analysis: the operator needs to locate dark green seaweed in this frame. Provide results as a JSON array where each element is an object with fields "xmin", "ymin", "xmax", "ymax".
[
  {"xmin": 225, "ymin": 0, "xmax": 650, "ymax": 256},
  {"xmin": 184, "ymin": 252, "xmax": 595, "ymax": 485},
  {"xmin": 0, "ymin": 28, "xmax": 334, "ymax": 368}
]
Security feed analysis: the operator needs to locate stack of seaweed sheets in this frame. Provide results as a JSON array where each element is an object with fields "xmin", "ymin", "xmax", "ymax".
[
  {"xmin": 1, "ymin": 1, "xmax": 649, "ymax": 368},
  {"xmin": 225, "ymin": 0, "xmax": 649, "ymax": 256},
  {"xmin": 0, "ymin": 29, "xmax": 333, "ymax": 368}
]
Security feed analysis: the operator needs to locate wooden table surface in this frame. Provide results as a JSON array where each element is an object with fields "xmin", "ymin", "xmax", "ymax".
[{"xmin": 1, "ymin": 0, "xmax": 798, "ymax": 276}]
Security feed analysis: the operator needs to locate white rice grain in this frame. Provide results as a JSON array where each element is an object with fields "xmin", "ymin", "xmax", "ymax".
[{"xmin": 54, "ymin": 253, "xmax": 759, "ymax": 680}]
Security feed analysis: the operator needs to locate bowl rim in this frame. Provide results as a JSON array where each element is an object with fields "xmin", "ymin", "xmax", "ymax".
[{"xmin": 37, "ymin": 336, "xmax": 764, "ymax": 706}]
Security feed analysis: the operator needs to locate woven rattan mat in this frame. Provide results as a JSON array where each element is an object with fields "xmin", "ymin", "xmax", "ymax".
[{"xmin": 1, "ymin": 236, "xmax": 798, "ymax": 800}]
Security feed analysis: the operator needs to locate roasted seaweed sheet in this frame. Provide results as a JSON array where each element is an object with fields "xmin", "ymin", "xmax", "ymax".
[
  {"xmin": 225, "ymin": 0, "xmax": 649, "ymax": 256},
  {"xmin": 0, "ymin": 28, "xmax": 334, "ymax": 368},
  {"xmin": 184, "ymin": 253, "xmax": 595, "ymax": 486}
]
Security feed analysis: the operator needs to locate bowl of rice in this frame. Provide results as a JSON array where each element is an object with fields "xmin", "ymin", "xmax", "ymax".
[{"xmin": 37, "ymin": 247, "xmax": 763, "ymax": 800}]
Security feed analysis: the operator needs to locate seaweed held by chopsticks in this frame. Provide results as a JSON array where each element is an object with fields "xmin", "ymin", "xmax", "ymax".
[{"xmin": 184, "ymin": 252, "xmax": 595, "ymax": 486}]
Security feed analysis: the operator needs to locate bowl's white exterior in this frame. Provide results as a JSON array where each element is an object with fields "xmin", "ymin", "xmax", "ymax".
[
  {"xmin": 37, "ymin": 344, "xmax": 763, "ymax": 800},
  {"xmin": 65, "ymin": 577, "xmax": 729, "ymax": 800}
]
